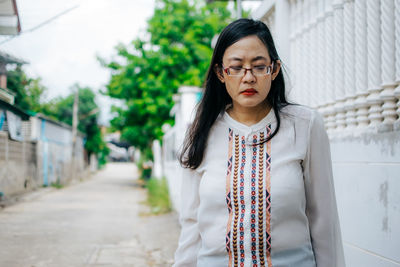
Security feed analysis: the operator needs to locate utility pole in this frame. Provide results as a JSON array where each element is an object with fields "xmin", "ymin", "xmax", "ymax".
[
  {"xmin": 71, "ymin": 89, "xmax": 79, "ymax": 179},
  {"xmin": 236, "ymin": 0, "xmax": 242, "ymax": 19}
]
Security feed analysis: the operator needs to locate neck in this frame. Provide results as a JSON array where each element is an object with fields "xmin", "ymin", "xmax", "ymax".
[{"xmin": 228, "ymin": 102, "xmax": 272, "ymax": 126}]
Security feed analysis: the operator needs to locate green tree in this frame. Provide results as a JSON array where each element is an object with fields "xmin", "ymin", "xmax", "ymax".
[
  {"xmin": 47, "ymin": 85, "xmax": 98, "ymax": 131},
  {"xmin": 6, "ymin": 66, "xmax": 108, "ymax": 165},
  {"xmin": 7, "ymin": 66, "xmax": 48, "ymax": 112},
  {"xmin": 43, "ymin": 85, "xmax": 109, "ymax": 162},
  {"xmin": 103, "ymin": 0, "xmax": 232, "ymax": 158}
]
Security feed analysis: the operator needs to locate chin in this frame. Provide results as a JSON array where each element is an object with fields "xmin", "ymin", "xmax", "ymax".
[{"xmin": 239, "ymin": 99, "xmax": 265, "ymax": 108}]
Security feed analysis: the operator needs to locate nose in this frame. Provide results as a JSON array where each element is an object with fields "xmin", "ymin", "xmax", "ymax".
[{"xmin": 242, "ymin": 68, "xmax": 256, "ymax": 82}]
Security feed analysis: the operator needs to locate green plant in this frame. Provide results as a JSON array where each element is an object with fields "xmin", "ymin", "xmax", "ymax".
[
  {"xmin": 145, "ymin": 177, "xmax": 172, "ymax": 214},
  {"xmin": 50, "ymin": 181, "xmax": 63, "ymax": 189},
  {"xmin": 136, "ymin": 156, "xmax": 154, "ymax": 181},
  {"xmin": 7, "ymin": 65, "xmax": 49, "ymax": 112}
]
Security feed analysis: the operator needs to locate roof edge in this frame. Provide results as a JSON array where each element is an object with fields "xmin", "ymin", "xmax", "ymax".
[{"xmin": 12, "ymin": 0, "xmax": 21, "ymax": 33}]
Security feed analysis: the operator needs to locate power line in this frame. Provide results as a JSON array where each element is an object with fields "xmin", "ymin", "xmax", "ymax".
[{"xmin": 0, "ymin": 4, "xmax": 80, "ymax": 46}]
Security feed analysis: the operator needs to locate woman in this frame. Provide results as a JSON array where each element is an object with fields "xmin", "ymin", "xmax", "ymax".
[{"xmin": 173, "ymin": 19, "xmax": 345, "ymax": 267}]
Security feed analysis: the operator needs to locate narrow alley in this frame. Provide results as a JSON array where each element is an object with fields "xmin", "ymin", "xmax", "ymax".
[{"xmin": 0, "ymin": 163, "xmax": 180, "ymax": 267}]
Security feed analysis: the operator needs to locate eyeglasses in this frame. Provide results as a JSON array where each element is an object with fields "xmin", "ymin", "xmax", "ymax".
[{"xmin": 222, "ymin": 62, "xmax": 274, "ymax": 77}]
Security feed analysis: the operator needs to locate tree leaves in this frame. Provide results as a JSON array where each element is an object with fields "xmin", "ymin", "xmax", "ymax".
[
  {"xmin": 103, "ymin": 0, "xmax": 232, "ymax": 158},
  {"xmin": 7, "ymin": 66, "xmax": 48, "ymax": 112}
]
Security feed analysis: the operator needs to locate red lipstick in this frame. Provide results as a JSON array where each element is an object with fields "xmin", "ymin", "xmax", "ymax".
[{"xmin": 241, "ymin": 89, "xmax": 257, "ymax": 96}]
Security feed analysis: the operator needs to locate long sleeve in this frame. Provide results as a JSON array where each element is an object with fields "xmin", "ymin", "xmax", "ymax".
[
  {"xmin": 173, "ymin": 167, "xmax": 202, "ymax": 267},
  {"xmin": 303, "ymin": 111, "xmax": 346, "ymax": 267}
]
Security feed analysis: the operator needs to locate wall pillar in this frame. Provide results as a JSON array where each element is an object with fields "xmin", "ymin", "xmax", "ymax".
[
  {"xmin": 275, "ymin": 0, "xmax": 291, "ymax": 66},
  {"xmin": 316, "ymin": 0, "xmax": 326, "ymax": 111},
  {"xmin": 354, "ymin": 0, "xmax": 369, "ymax": 128},
  {"xmin": 297, "ymin": 0, "xmax": 306, "ymax": 105},
  {"xmin": 333, "ymin": 0, "xmax": 346, "ymax": 131},
  {"xmin": 324, "ymin": 0, "xmax": 336, "ymax": 131},
  {"xmin": 308, "ymin": 0, "xmax": 318, "ymax": 108},
  {"xmin": 343, "ymin": 0, "xmax": 357, "ymax": 129},
  {"xmin": 366, "ymin": 0, "xmax": 383, "ymax": 128},
  {"xmin": 394, "ymin": 1, "xmax": 400, "ymax": 129},
  {"xmin": 0, "ymin": 63, "xmax": 7, "ymax": 89},
  {"xmin": 288, "ymin": 0, "xmax": 298, "ymax": 101},
  {"xmin": 303, "ymin": 0, "xmax": 311, "ymax": 106},
  {"xmin": 295, "ymin": 0, "xmax": 303, "ymax": 103},
  {"xmin": 152, "ymin": 139, "xmax": 163, "ymax": 179},
  {"xmin": 379, "ymin": 0, "xmax": 398, "ymax": 130}
]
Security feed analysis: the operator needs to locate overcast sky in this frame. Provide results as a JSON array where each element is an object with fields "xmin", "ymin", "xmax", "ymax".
[
  {"xmin": 0, "ymin": 0, "xmax": 258, "ymax": 125},
  {"xmin": 0, "ymin": 0, "xmax": 156, "ymax": 124}
]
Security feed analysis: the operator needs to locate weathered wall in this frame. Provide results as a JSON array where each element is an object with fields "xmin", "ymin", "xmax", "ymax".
[
  {"xmin": 0, "ymin": 131, "xmax": 39, "ymax": 197},
  {"xmin": 331, "ymin": 131, "xmax": 400, "ymax": 266},
  {"xmin": 34, "ymin": 117, "xmax": 86, "ymax": 187},
  {"xmin": 1, "ymin": 116, "xmax": 88, "ymax": 199}
]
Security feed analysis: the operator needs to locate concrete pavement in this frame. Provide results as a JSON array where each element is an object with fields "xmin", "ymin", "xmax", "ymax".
[{"xmin": 0, "ymin": 163, "xmax": 180, "ymax": 267}]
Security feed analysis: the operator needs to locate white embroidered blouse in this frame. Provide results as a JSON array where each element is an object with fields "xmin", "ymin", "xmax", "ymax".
[{"xmin": 173, "ymin": 105, "xmax": 345, "ymax": 267}]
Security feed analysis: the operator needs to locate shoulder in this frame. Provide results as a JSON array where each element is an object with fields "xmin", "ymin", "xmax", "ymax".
[
  {"xmin": 280, "ymin": 104, "xmax": 318, "ymax": 123},
  {"xmin": 279, "ymin": 104, "xmax": 326, "ymax": 136},
  {"xmin": 210, "ymin": 111, "xmax": 229, "ymax": 134},
  {"xmin": 194, "ymin": 112, "xmax": 229, "ymax": 172}
]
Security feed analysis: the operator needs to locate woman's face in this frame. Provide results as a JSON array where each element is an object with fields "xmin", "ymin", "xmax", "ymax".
[{"xmin": 217, "ymin": 35, "xmax": 280, "ymax": 112}]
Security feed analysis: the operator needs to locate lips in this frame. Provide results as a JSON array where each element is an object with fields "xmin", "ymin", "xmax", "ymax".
[{"xmin": 240, "ymin": 88, "xmax": 257, "ymax": 96}]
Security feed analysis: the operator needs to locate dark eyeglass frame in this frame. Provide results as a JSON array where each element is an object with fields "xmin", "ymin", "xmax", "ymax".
[{"xmin": 222, "ymin": 62, "xmax": 274, "ymax": 77}]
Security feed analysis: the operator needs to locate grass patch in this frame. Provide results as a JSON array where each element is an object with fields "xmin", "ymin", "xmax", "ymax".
[
  {"xmin": 145, "ymin": 177, "xmax": 172, "ymax": 215},
  {"xmin": 50, "ymin": 181, "xmax": 63, "ymax": 189}
]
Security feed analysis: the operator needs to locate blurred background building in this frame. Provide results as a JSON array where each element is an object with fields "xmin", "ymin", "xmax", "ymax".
[
  {"xmin": 0, "ymin": 0, "xmax": 21, "ymax": 35},
  {"xmin": 0, "ymin": 1, "xmax": 88, "ymax": 199}
]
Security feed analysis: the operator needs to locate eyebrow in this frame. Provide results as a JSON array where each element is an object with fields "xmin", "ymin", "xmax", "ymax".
[{"xmin": 227, "ymin": 56, "xmax": 269, "ymax": 62}]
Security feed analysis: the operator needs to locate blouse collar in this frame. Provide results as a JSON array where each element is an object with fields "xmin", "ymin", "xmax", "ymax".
[{"xmin": 221, "ymin": 107, "xmax": 276, "ymax": 134}]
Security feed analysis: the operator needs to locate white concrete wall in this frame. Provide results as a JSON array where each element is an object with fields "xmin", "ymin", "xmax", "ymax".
[
  {"xmin": 331, "ymin": 133, "xmax": 400, "ymax": 266},
  {"xmin": 164, "ymin": 160, "xmax": 181, "ymax": 212},
  {"xmin": 162, "ymin": 86, "xmax": 202, "ymax": 211}
]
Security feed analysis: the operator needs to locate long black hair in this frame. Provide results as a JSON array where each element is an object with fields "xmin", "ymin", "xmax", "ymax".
[{"xmin": 180, "ymin": 18, "xmax": 290, "ymax": 169}]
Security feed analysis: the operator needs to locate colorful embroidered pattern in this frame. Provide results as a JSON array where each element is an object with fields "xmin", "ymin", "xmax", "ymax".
[
  {"xmin": 251, "ymin": 135, "xmax": 258, "ymax": 266},
  {"xmin": 226, "ymin": 128, "xmax": 234, "ymax": 266},
  {"xmin": 239, "ymin": 136, "xmax": 246, "ymax": 267},
  {"xmin": 265, "ymin": 125, "xmax": 272, "ymax": 267},
  {"xmin": 258, "ymin": 131, "xmax": 265, "ymax": 266},
  {"xmin": 232, "ymin": 134, "xmax": 240, "ymax": 267},
  {"xmin": 226, "ymin": 125, "xmax": 272, "ymax": 267}
]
